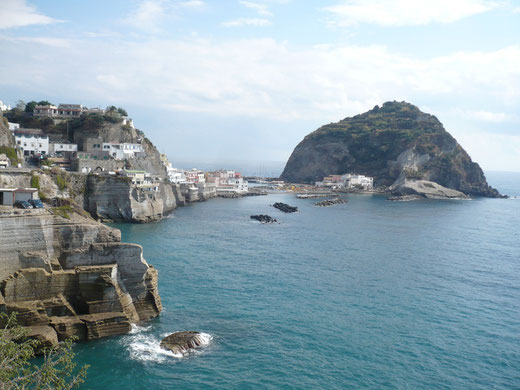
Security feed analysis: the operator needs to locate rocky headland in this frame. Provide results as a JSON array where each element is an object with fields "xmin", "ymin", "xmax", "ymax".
[{"xmin": 280, "ymin": 101, "xmax": 501, "ymax": 199}]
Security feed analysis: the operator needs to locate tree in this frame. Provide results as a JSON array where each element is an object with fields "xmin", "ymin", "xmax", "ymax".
[
  {"xmin": 0, "ymin": 313, "xmax": 88, "ymax": 389},
  {"xmin": 25, "ymin": 101, "xmax": 38, "ymax": 113},
  {"xmin": 116, "ymin": 107, "xmax": 128, "ymax": 117},
  {"xmin": 15, "ymin": 100, "xmax": 26, "ymax": 111}
]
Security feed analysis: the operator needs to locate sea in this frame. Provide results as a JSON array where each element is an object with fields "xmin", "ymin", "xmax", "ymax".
[{"xmin": 73, "ymin": 172, "xmax": 520, "ymax": 389}]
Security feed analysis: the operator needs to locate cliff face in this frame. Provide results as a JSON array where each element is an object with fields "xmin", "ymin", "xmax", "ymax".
[
  {"xmin": 0, "ymin": 209, "xmax": 162, "ymax": 342},
  {"xmin": 85, "ymin": 175, "xmax": 180, "ymax": 223},
  {"xmin": 0, "ymin": 117, "xmax": 15, "ymax": 147},
  {"xmin": 280, "ymin": 102, "xmax": 500, "ymax": 197}
]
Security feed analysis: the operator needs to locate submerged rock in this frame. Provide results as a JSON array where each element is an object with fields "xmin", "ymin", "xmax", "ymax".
[
  {"xmin": 272, "ymin": 202, "xmax": 298, "ymax": 213},
  {"xmin": 160, "ymin": 331, "xmax": 210, "ymax": 355},
  {"xmin": 250, "ymin": 215, "xmax": 278, "ymax": 223}
]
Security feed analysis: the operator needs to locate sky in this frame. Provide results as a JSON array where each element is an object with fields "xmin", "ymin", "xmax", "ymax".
[{"xmin": 0, "ymin": 0, "xmax": 519, "ymax": 173}]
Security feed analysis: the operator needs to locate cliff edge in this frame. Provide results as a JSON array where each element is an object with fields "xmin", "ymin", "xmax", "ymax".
[{"xmin": 280, "ymin": 101, "xmax": 500, "ymax": 197}]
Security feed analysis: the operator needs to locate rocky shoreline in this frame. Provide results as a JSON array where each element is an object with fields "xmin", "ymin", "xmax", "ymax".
[{"xmin": 0, "ymin": 208, "xmax": 162, "ymax": 351}]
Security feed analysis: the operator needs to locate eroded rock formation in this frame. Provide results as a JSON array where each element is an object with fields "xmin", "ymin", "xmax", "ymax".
[{"xmin": 0, "ymin": 209, "xmax": 162, "ymax": 345}]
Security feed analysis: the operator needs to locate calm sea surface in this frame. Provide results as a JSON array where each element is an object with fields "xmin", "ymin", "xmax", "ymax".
[{"xmin": 74, "ymin": 172, "xmax": 520, "ymax": 389}]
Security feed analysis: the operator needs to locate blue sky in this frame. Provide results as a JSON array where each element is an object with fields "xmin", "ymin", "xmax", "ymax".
[{"xmin": 1, "ymin": 0, "xmax": 519, "ymax": 172}]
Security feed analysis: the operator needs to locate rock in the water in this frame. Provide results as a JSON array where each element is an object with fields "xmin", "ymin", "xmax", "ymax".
[
  {"xmin": 315, "ymin": 198, "xmax": 348, "ymax": 207},
  {"xmin": 26, "ymin": 325, "xmax": 59, "ymax": 355},
  {"xmin": 272, "ymin": 202, "xmax": 298, "ymax": 213},
  {"xmin": 250, "ymin": 215, "xmax": 278, "ymax": 223},
  {"xmin": 160, "ymin": 331, "xmax": 210, "ymax": 355},
  {"xmin": 387, "ymin": 195, "xmax": 424, "ymax": 202},
  {"xmin": 390, "ymin": 178, "xmax": 468, "ymax": 199}
]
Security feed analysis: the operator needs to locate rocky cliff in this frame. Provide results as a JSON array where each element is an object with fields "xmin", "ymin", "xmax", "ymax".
[
  {"xmin": 0, "ymin": 208, "xmax": 162, "ymax": 343},
  {"xmin": 281, "ymin": 102, "xmax": 500, "ymax": 197},
  {"xmin": 85, "ymin": 175, "xmax": 183, "ymax": 223},
  {"xmin": 0, "ymin": 116, "xmax": 15, "ymax": 148}
]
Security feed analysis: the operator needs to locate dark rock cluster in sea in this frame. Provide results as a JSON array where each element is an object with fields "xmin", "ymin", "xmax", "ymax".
[
  {"xmin": 272, "ymin": 202, "xmax": 298, "ymax": 213},
  {"xmin": 250, "ymin": 214, "xmax": 278, "ymax": 223},
  {"xmin": 315, "ymin": 198, "xmax": 348, "ymax": 207}
]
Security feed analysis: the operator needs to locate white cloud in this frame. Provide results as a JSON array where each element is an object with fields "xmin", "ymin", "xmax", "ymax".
[
  {"xmin": 325, "ymin": 0, "xmax": 500, "ymax": 27},
  {"xmin": 472, "ymin": 111, "xmax": 514, "ymax": 122},
  {"xmin": 122, "ymin": 0, "xmax": 167, "ymax": 32},
  {"xmin": 513, "ymin": 6, "xmax": 520, "ymax": 13},
  {"xmin": 221, "ymin": 18, "xmax": 272, "ymax": 27},
  {"xmin": 121, "ymin": 0, "xmax": 205, "ymax": 32},
  {"xmin": 0, "ymin": 0, "xmax": 60, "ymax": 29},
  {"xmin": 1, "ymin": 36, "xmax": 520, "ymax": 168},
  {"xmin": 179, "ymin": 0, "xmax": 205, "ymax": 7},
  {"xmin": 239, "ymin": 1, "xmax": 273, "ymax": 16}
]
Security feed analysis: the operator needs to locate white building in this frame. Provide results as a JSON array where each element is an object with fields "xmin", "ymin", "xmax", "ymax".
[
  {"xmin": 8, "ymin": 122, "xmax": 20, "ymax": 131},
  {"xmin": 0, "ymin": 100, "xmax": 11, "ymax": 111},
  {"xmin": 50, "ymin": 142, "xmax": 78, "ymax": 154},
  {"xmin": 14, "ymin": 130, "xmax": 49, "ymax": 156},
  {"xmin": 102, "ymin": 142, "xmax": 143, "ymax": 160},
  {"xmin": 341, "ymin": 174, "xmax": 374, "ymax": 190},
  {"xmin": 122, "ymin": 170, "xmax": 151, "ymax": 187},
  {"xmin": 207, "ymin": 169, "xmax": 249, "ymax": 193},
  {"xmin": 122, "ymin": 143, "xmax": 144, "ymax": 158},
  {"xmin": 33, "ymin": 105, "xmax": 58, "ymax": 117}
]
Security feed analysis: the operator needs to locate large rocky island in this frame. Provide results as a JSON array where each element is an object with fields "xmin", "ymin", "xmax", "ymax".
[{"xmin": 281, "ymin": 101, "xmax": 501, "ymax": 198}]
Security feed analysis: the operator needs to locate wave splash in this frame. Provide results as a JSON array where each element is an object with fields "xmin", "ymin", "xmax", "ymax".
[{"xmin": 124, "ymin": 324, "xmax": 213, "ymax": 363}]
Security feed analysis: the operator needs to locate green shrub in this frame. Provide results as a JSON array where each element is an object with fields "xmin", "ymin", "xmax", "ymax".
[
  {"xmin": 0, "ymin": 147, "xmax": 19, "ymax": 166},
  {"xmin": 30, "ymin": 175, "xmax": 40, "ymax": 190},
  {"xmin": 56, "ymin": 175, "xmax": 66, "ymax": 191}
]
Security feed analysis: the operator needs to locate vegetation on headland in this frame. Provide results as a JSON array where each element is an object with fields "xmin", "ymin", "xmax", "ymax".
[
  {"xmin": 0, "ymin": 146, "xmax": 19, "ymax": 166},
  {"xmin": 3, "ymin": 102, "xmax": 129, "ymax": 142},
  {"xmin": 0, "ymin": 313, "xmax": 88, "ymax": 389}
]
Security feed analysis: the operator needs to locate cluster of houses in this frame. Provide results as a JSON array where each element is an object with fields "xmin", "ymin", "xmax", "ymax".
[
  {"xmin": 3, "ymin": 102, "xmax": 144, "ymax": 171},
  {"xmin": 161, "ymin": 156, "xmax": 248, "ymax": 194},
  {"xmin": 316, "ymin": 173, "xmax": 374, "ymax": 190}
]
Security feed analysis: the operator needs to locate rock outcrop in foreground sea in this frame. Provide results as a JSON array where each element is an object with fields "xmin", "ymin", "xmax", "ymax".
[
  {"xmin": 0, "ymin": 207, "xmax": 162, "ymax": 347},
  {"xmin": 281, "ymin": 101, "xmax": 501, "ymax": 198}
]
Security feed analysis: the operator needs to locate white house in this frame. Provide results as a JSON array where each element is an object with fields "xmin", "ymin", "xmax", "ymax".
[
  {"xmin": 50, "ymin": 142, "xmax": 78, "ymax": 154},
  {"xmin": 0, "ymin": 100, "xmax": 11, "ymax": 111},
  {"xmin": 8, "ymin": 122, "xmax": 19, "ymax": 131},
  {"xmin": 102, "ymin": 142, "xmax": 143, "ymax": 160},
  {"xmin": 122, "ymin": 170, "xmax": 151, "ymax": 187},
  {"xmin": 121, "ymin": 143, "xmax": 144, "ymax": 158},
  {"xmin": 33, "ymin": 105, "xmax": 58, "ymax": 117},
  {"xmin": 341, "ymin": 174, "xmax": 374, "ymax": 190},
  {"xmin": 14, "ymin": 130, "xmax": 49, "ymax": 156}
]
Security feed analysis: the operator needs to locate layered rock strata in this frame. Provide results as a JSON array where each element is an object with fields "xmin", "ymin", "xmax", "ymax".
[{"xmin": 0, "ymin": 209, "xmax": 162, "ymax": 345}]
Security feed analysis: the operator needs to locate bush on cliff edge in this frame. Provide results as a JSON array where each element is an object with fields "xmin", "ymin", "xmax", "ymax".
[{"xmin": 0, "ymin": 313, "xmax": 88, "ymax": 389}]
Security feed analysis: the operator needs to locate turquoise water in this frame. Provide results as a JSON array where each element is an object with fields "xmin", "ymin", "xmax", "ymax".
[{"xmin": 74, "ymin": 173, "xmax": 520, "ymax": 389}]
